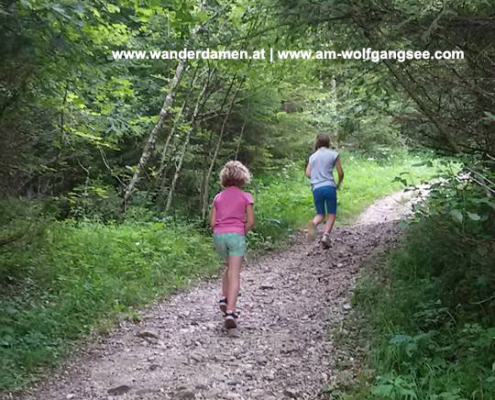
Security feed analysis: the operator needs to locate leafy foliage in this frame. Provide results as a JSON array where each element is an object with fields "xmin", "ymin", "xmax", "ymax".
[
  {"xmin": 1, "ymin": 0, "xmax": 494, "ymax": 396},
  {"xmin": 349, "ymin": 161, "xmax": 495, "ymax": 400},
  {"xmin": 277, "ymin": 0, "xmax": 495, "ymax": 157}
]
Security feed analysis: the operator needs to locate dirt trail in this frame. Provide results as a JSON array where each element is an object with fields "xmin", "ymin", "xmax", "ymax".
[{"xmin": 16, "ymin": 191, "xmax": 416, "ymax": 400}]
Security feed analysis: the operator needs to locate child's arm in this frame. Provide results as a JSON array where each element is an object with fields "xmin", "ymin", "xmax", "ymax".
[
  {"xmin": 209, "ymin": 205, "xmax": 217, "ymax": 230},
  {"xmin": 335, "ymin": 156, "xmax": 344, "ymax": 189},
  {"xmin": 305, "ymin": 163, "xmax": 311, "ymax": 179},
  {"xmin": 245, "ymin": 204, "xmax": 255, "ymax": 233}
]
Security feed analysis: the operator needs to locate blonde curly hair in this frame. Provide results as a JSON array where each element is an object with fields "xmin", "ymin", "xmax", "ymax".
[{"xmin": 219, "ymin": 160, "xmax": 252, "ymax": 188}]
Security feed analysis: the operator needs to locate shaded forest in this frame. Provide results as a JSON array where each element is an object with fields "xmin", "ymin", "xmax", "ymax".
[{"xmin": 1, "ymin": 0, "xmax": 494, "ymax": 398}]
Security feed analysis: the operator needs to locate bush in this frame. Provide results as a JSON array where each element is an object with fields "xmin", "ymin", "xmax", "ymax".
[
  {"xmin": 350, "ymin": 163, "xmax": 495, "ymax": 400},
  {"xmin": 0, "ymin": 199, "xmax": 51, "ymax": 285},
  {"xmin": 64, "ymin": 182, "xmax": 123, "ymax": 222}
]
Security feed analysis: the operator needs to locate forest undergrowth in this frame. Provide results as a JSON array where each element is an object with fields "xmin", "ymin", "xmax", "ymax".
[{"xmin": 336, "ymin": 162, "xmax": 495, "ymax": 400}]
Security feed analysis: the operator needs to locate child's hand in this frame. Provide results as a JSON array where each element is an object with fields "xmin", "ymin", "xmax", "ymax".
[{"xmin": 245, "ymin": 204, "xmax": 255, "ymax": 232}]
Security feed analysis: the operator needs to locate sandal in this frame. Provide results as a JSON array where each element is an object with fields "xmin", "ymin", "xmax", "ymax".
[
  {"xmin": 224, "ymin": 310, "xmax": 238, "ymax": 329},
  {"xmin": 219, "ymin": 298, "xmax": 227, "ymax": 315},
  {"xmin": 219, "ymin": 293, "xmax": 241, "ymax": 315}
]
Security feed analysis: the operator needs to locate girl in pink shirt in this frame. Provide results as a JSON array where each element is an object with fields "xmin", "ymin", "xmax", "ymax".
[{"xmin": 210, "ymin": 161, "xmax": 255, "ymax": 329}]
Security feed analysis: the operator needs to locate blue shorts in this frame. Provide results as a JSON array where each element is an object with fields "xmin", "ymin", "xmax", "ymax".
[{"xmin": 313, "ymin": 185, "xmax": 337, "ymax": 215}]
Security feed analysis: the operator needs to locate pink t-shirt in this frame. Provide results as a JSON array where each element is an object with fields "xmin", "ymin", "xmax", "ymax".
[{"xmin": 213, "ymin": 186, "xmax": 254, "ymax": 234}]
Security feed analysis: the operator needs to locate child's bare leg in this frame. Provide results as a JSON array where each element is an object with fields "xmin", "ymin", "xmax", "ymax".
[
  {"xmin": 324, "ymin": 214, "xmax": 336, "ymax": 235},
  {"xmin": 226, "ymin": 255, "xmax": 243, "ymax": 312},
  {"xmin": 307, "ymin": 214, "xmax": 324, "ymax": 241},
  {"xmin": 222, "ymin": 265, "xmax": 229, "ymax": 298},
  {"xmin": 312, "ymin": 214, "xmax": 325, "ymax": 226}
]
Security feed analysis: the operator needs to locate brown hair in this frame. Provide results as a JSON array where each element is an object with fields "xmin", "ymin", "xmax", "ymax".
[
  {"xmin": 315, "ymin": 133, "xmax": 330, "ymax": 150},
  {"xmin": 219, "ymin": 160, "xmax": 252, "ymax": 188}
]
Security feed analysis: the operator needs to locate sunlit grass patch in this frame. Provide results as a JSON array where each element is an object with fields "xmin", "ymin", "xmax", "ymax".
[{"xmin": 250, "ymin": 151, "xmax": 438, "ymax": 248}]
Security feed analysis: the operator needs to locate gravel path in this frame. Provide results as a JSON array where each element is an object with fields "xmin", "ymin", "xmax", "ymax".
[{"xmin": 14, "ymin": 191, "xmax": 416, "ymax": 400}]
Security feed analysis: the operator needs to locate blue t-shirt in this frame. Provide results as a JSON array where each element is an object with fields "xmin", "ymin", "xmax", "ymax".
[{"xmin": 309, "ymin": 147, "xmax": 339, "ymax": 190}]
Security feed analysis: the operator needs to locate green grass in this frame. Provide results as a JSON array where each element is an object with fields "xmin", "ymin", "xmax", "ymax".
[
  {"xmin": 0, "ymin": 151, "xmax": 437, "ymax": 392},
  {"xmin": 250, "ymin": 151, "xmax": 437, "ymax": 248},
  {"xmin": 0, "ymin": 221, "xmax": 219, "ymax": 390}
]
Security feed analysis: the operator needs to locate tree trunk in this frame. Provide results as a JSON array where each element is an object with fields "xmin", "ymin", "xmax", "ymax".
[
  {"xmin": 199, "ymin": 75, "xmax": 238, "ymax": 206},
  {"xmin": 156, "ymin": 69, "xmax": 200, "ymax": 197},
  {"xmin": 120, "ymin": 1, "xmax": 226, "ymax": 214},
  {"xmin": 164, "ymin": 71, "xmax": 212, "ymax": 214},
  {"xmin": 200, "ymin": 79, "xmax": 244, "ymax": 221},
  {"xmin": 234, "ymin": 116, "xmax": 247, "ymax": 160},
  {"xmin": 122, "ymin": 59, "xmax": 187, "ymax": 214}
]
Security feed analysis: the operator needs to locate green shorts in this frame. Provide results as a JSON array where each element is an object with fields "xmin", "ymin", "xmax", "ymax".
[{"xmin": 213, "ymin": 233, "xmax": 246, "ymax": 258}]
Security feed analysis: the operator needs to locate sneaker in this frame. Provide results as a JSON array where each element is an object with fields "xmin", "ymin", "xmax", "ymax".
[
  {"xmin": 219, "ymin": 298, "xmax": 227, "ymax": 315},
  {"xmin": 306, "ymin": 220, "xmax": 317, "ymax": 241},
  {"xmin": 224, "ymin": 311, "xmax": 238, "ymax": 329},
  {"xmin": 321, "ymin": 233, "xmax": 331, "ymax": 249}
]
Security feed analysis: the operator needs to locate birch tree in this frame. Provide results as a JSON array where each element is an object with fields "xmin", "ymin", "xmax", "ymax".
[{"xmin": 165, "ymin": 69, "xmax": 215, "ymax": 213}]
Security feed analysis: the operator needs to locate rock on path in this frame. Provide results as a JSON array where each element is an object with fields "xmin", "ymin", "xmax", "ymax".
[{"xmin": 14, "ymin": 191, "xmax": 417, "ymax": 400}]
